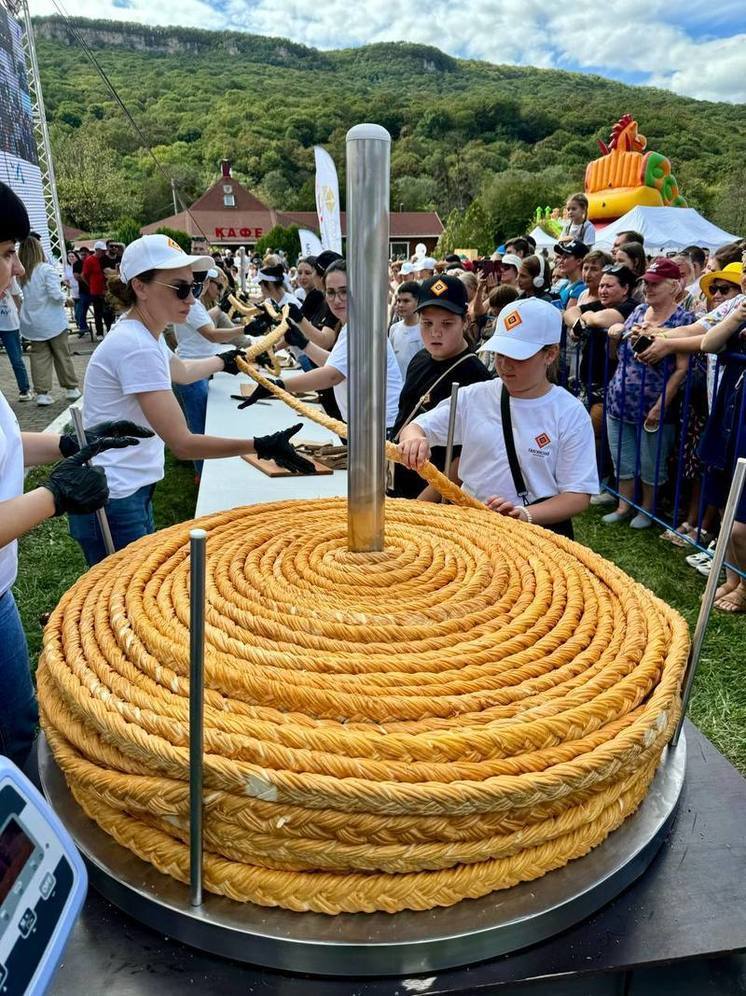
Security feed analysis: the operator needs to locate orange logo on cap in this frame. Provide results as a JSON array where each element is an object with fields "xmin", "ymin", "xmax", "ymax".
[
  {"xmin": 166, "ymin": 238, "xmax": 184, "ymax": 252},
  {"xmin": 535, "ymin": 433, "xmax": 551, "ymax": 448},
  {"xmin": 504, "ymin": 310, "xmax": 523, "ymax": 331},
  {"xmin": 430, "ymin": 279, "xmax": 448, "ymax": 296}
]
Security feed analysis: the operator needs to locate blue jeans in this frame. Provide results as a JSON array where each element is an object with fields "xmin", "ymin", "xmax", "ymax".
[
  {"xmin": 606, "ymin": 415, "xmax": 675, "ymax": 486},
  {"xmin": 0, "ymin": 590, "xmax": 38, "ymax": 767},
  {"xmin": 68, "ymin": 483, "xmax": 156, "ymax": 567},
  {"xmin": 74, "ymin": 296, "xmax": 89, "ymax": 334},
  {"xmin": 174, "ymin": 378, "xmax": 208, "ymax": 475},
  {"xmin": 0, "ymin": 328, "xmax": 30, "ymax": 393}
]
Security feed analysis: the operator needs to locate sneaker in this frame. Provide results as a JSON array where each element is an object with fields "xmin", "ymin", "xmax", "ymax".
[
  {"xmin": 35, "ymin": 393, "xmax": 54, "ymax": 406},
  {"xmin": 601, "ymin": 510, "xmax": 633, "ymax": 524},
  {"xmin": 590, "ymin": 491, "xmax": 616, "ymax": 506},
  {"xmin": 64, "ymin": 388, "xmax": 81, "ymax": 401},
  {"xmin": 686, "ymin": 541, "xmax": 716, "ymax": 569},
  {"xmin": 630, "ymin": 512, "xmax": 653, "ymax": 529},
  {"xmin": 696, "ymin": 560, "xmax": 726, "ymax": 581},
  {"xmin": 18, "ymin": 391, "xmax": 33, "ymax": 402}
]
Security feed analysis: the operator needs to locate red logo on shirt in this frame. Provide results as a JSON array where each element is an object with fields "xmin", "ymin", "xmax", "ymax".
[{"xmin": 535, "ymin": 432, "xmax": 551, "ymax": 448}]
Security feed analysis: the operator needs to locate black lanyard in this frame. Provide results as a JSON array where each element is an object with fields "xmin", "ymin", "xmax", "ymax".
[{"xmin": 500, "ymin": 384, "xmax": 530, "ymax": 506}]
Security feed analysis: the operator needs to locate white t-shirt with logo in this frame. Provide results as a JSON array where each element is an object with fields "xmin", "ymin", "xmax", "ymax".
[
  {"xmin": 389, "ymin": 320, "xmax": 423, "ymax": 378},
  {"xmin": 83, "ymin": 317, "xmax": 174, "ymax": 499},
  {"xmin": 326, "ymin": 324, "xmax": 403, "ymax": 428},
  {"xmin": 414, "ymin": 380, "xmax": 598, "ymax": 504},
  {"xmin": 174, "ymin": 300, "xmax": 224, "ymax": 360},
  {"xmin": 0, "ymin": 391, "xmax": 24, "ymax": 595}
]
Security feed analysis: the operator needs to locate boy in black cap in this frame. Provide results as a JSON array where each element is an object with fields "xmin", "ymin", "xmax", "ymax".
[
  {"xmin": 390, "ymin": 274, "xmax": 492, "ymax": 499},
  {"xmin": 0, "ymin": 181, "xmax": 148, "ymax": 767}
]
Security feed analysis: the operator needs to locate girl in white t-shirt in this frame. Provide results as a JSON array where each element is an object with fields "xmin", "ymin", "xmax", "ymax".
[
  {"xmin": 399, "ymin": 297, "xmax": 598, "ymax": 536},
  {"xmin": 559, "ymin": 193, "xmax": 596, "ymax": 246},
  {"xmin": 70, "ymin": 234, "xmax": 315, "ymax": 566}
]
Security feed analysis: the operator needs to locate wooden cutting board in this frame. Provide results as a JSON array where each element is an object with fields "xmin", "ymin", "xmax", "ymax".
[{"xmin": 240, "ymin": 453, "xmax": 334, "ymax": 477}]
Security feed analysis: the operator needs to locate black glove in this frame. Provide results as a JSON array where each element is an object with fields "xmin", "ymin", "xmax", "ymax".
[
  {"xmin": 59, "ymin": 420, "xmax": 154, "ymax": 458},
  {"xmin": 284, "ymin": 324, "xmax": 308, "ymax": 349},
  {"xmin": 286, "ymin": 302, "xmax": 304, "ymax": 325},
  {"xmin": 244, "ymin": 313, "xmax": 273, "ymax": 337},
  {"xmin": 252, "ymin": 350, "xmax": 275, "ymax": 371},
  {"xmin": 253, "ymin": 424, "xmax": 315, "ymax": 474},
  {"xmin": 231, "ymin": 378, "xmax": 284, "ymax": 409},
  {"xmin": 220, "ymin": 348, "xmax": 247, "ymax": 375},
  {"xmin": 42, "ymin": 437, "xmax": 139, "ymax": 516}
]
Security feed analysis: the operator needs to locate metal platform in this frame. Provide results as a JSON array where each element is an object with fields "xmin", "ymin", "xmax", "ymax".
[{"xmin": 39, "ymin": 734, "xmax": 686, "ymax": 977}]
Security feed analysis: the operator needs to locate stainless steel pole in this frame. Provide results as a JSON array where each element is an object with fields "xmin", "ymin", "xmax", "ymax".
[
  {"xmin": 189, "ymin": 528, "xmax": 207, "ymax": 907},
  {"xmin": 443, "ymin": 382, "xmax": 460, "ymax": 483},
  {"xmin": 672, "ymin": 457, "xmax": 746, "ymax": 746},
  {"xmin": 70, "ymin": 407, "xmax": 115, "ymax": 556},
  {"xmin": 346, "ymin": 123, "xmax": 391, "ymax": 552}
]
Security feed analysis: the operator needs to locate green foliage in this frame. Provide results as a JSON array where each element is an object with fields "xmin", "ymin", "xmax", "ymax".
[
  {"xmin": 154, "ymin": 226, "xmax": 192, "ymax": 252},
  {"xmin": 711, "ymin": 173, "xmax": 746, "ymax": 237},
  {"xmin": 113, "ymin": 216, "xmax": 142, "ymax": 245},
  {"xmin": 255, "ymin": 224, "xmax": 301, "ymax": 262},
  {"xmin": 33, "ymin": 16, "xmax": 746, "ymax": 239},
  {"xmin": 437, "ymin": 202, "xmax": 494, "ymax": 256}
]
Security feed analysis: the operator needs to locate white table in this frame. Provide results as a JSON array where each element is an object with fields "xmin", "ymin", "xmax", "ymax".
[{"xmin": 195, "ymin": 371, "xmax": 347, "ymax": 516}]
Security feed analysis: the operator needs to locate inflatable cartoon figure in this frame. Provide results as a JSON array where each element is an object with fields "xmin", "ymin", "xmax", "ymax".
[{"xmin": 585, "ymin": 115, "xmax": 687, "ymax": 222}]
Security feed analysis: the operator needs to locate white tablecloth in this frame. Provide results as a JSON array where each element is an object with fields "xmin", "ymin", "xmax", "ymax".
[{"xmin": 195, "ymin": 371, "xmax": 347, "ymax": 516}]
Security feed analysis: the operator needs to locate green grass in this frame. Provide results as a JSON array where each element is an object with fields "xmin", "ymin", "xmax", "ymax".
[{"xmin": 13, "ymin": 469, "xmax": 746, "ymax": 774}]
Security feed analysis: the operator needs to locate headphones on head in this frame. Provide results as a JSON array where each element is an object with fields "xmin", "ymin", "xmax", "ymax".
[{"xmin": 532, "ymin": 254, "xmax": 546, "ymax": 289}]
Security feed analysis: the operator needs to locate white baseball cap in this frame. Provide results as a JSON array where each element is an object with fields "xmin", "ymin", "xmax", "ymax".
[
  {"xmin": 400, "ymin": 261, "xmax": 415, "ymax": 275},
  {"xmin": 418, "ymin": 256, "xmax": 436, "ymax": 271},
  {"xmin": 500, "ymin": 253, "xmax": 522, "ymax": 271},
  {"xmin": 119, "ymin": 234, "xmax": 213, "ymax": 283},
  {"xmin": 93, "ymin": 240, "xmax": 108, "ymax": 251},
  {"xmin": 481, "ymin": 297, "xmax": 562, "ymax": 360}
]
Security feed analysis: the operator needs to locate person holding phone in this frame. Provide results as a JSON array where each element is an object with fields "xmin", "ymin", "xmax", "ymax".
[{"xmin": 602, "ymin": 258, "xmax": 695, "ymax": 528}]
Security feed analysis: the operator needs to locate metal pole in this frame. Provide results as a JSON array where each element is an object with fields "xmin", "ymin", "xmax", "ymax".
[
  {"xmin": 238, "ymin": 246, "xmax": 246, "ymax": 294},
  {"xmin": 672, "ymin": 457, "xmax": 746, "ymax": 746},
  {"xmin": 70, "ymin": 407, "xmax": 115, "ymax": 556},
  {"xmin": 443, "ymin": 382, "xmax": 460, "ymax": 482},
  {"xmin": 189, "ymin": 528, "xmax": 207, "ymax": 907},
  {"xmin": 346, "ymin": 123, "xmax": 391, "ymax": 552}
]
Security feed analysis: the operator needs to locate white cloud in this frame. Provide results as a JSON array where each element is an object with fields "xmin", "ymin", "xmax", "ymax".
[{"xmin": 27, "ymin": 0, "xmax": 746, "ymax": 103}]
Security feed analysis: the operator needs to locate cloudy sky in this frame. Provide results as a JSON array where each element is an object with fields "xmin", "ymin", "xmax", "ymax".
[{"xmin": 29, "ymin": 0, "xmax": 746, "ymax": 104}]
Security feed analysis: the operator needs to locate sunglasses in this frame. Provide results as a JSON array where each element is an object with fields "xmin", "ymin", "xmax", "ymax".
[
  {"xmin": 153, "ymin": 279, "xmax": 202, "ymax": 300},
  {"xmin": 708, "ymin": 283, "xmax": 737, "ymax": 296}
]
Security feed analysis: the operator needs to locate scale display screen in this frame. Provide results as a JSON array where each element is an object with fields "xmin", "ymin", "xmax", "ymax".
[{"xmin": 0, "ymin": 818, "xmax": 34, "ymax": 907}]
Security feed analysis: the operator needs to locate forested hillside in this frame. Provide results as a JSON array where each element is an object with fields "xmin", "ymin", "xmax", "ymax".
[{"xmin": 33, "ymin": 16, "xmax": 746, "ymax": 244}]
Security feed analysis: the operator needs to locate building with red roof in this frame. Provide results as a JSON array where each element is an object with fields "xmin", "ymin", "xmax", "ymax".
[{"xmin": 141, "ymin": 161, "xmax": 443, "ymax": 257}]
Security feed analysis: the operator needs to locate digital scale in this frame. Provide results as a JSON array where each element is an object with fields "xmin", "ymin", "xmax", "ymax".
[{"xmin": 0, "ymin": 757, "xmax": 87, "ymax": 996}]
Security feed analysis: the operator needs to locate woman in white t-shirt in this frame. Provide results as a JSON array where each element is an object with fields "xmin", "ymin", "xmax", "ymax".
[
  {"xmin": 399, "ymin": 297, "xmax": 598, "ymax": 536},
  {"xmin": 69, "ymin": 234, "xmax": 314, "ymax": 567},
  {"xmin": 0, "ymin": 182, "xmax": 147, "ymax": 766},
  {"xmin": 237, "ymin": 260, "xmax": 403, "ymax": 430}
]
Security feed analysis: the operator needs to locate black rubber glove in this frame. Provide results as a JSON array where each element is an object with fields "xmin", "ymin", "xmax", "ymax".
[
  {"xmin": 220, "ymin": 348, "xmax": 247, "ymax": 375},
  {"xmin": 252, "ymin": 350, "xmax": 275, "ymax": 371},
  {"xmin": 59, "ymin": 420, "xmax": 154, "ymax": 458},
  {"xmin": 42, "ymin": 438, "xmax": 139, "ymax": 516},
  {"xmin": 286, "ymin": 302, "xmax": 304, "ymax": 325},
  {"xmin": 231, "ymin": 378, "xmax": 284, "ymax": 409},
  {"xmin": 284, "ymin": 324, "xmax": 308, "ymax": 349},
  {"xmin": 253, "ymin": 424, "xmax": 315, "ymax": 474},
  {"xmin": 244, "ymin": 312, "xmax": 272, "ymax": 337}
]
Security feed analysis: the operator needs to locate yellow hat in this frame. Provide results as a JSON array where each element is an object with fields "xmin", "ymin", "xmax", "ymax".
[{"xmin": 699, "ymin": 262, "xmax": 743, "ymax": 299}]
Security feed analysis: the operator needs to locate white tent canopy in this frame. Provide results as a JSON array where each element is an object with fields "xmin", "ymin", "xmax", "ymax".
[
  {"xmin": 595, "ymin": 207, "xmax": 740, "ymax": 252},
  {"xmin": 528, "ymin": 225, "xmax": 558, "ymax": 249}
]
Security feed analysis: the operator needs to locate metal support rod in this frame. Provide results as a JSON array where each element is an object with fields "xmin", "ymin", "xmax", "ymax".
[
  {"xmin": 443, "ymin": 382, "xmax": 460, "ymax": 483},
  {"xmin": 189, "ymin": 528, "xmax": 207, "ymax": 907},
  {"xmin": 672, "ymin": 457, "xmax": 746, "ymax": 746},
  {"xmin": 238, "ymin": 246, "xmax": 246, "ymax": 294},
  {"xmin": 346, "ymin": 123, "xmax": 391, "ymax": 552},
  {"xmin": 70, "ymin": 406, "xmax": 115, "ymax": 556}
]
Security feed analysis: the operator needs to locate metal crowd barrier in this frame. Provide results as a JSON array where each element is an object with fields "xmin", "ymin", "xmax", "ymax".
[{"xmin": 557, "ymin": 325, "xmax": 746, "ymax": 579}]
